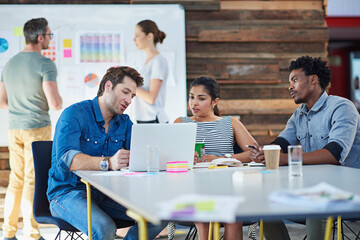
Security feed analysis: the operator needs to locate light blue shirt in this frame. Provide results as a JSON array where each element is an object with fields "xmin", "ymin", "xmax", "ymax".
[{"xmin": 279, "ymin": 92, "xmax": 360, "ymax": 168}]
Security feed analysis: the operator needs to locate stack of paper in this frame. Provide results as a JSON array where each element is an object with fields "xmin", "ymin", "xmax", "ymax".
[
  {"xmin": 166, "ymin": 161, "xmax": 188, "ymax": 173},
  {"xmin": 158, "ymin": 194, "xmax": 244, "ymax": 223},
  {"xmin": 269, "ymin": 182, "xmax": 360, "ymax": 209},
  {"xmin": 194, "ymin": 158, "xmax": 243, "ymax": 168}
]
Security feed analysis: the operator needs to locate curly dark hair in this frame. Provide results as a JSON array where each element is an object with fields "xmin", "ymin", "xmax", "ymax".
[{"xmin": 289, "ymin": 56, "xmax": 332, "ymax": 90}]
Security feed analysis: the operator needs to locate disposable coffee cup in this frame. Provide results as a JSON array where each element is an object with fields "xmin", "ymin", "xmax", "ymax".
[
  {"xmin": 263, "ymin": 145, "xmax": 281, "ymax": 170},
  {"xmin": 195, "ymin": 143, "xmax": 205, "ymax": 158}
]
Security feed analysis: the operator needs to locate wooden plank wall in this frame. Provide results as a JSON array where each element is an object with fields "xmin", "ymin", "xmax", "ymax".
[
  {"xmin": 0, "ymin": 0, "xmax": 328, "ymax": 173},
  {"xmin": 170, "ymin": 0, "xmax": 328, "ymax": 136}
]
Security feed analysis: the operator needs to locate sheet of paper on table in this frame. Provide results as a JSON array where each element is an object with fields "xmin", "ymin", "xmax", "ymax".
[{"xmin": 158, "ymin": 194, "xmax": 245, "ymax": 223}]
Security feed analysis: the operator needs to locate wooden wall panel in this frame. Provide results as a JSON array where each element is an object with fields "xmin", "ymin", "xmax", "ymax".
[
  {"xmin": 187, "ymin": 58, "xmax": 280, "ymax": 84},
  {"xmin": 218, "ymin": 99, "xmax": 298, "ymax": 115},
  {"xmin": 186, "ymin": 9, "xmax": 325, "ymax": 21},
  {"xmin": 221, "ymin": 1, "xmax": 323, "ymax": 10},
  {"xmin": 199, "ymin": 28, "xmax": 329, "ymax": 42},
  {"xmin": 133, "ymin": 0, "xmax": 220, "ymax": 10},
  {"xmin": 220, "ymin": 84, "xmax": 291, "ymax": 99},
  {"xmin": 183, "ymin": 0, "xmax": 327, "ymax": 137},
  {"xmin": 186, "ymin": 42, "xmax": 326, "ymax": 54}
]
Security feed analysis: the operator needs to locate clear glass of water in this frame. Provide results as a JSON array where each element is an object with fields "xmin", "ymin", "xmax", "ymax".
[
  {"xmin": 147, "ymin": 145, "xmax": 160, "ymax": 173},
  {"xmin": 288, "ymin": 145, "xmax": 303, "ymax": 177}
]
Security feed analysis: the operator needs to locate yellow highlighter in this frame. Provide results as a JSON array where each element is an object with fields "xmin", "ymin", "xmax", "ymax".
[{"xmin": 208, "ymin": 165, "xmax": 228, "ymax": 169}]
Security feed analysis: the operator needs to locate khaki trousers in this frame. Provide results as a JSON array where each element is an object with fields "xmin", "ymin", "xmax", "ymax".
[{"xmin": 2, "ymin": 126, "xmax": 51, "ymax": 239}]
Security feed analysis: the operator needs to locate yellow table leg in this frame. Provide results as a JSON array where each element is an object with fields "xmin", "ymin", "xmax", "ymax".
[
  {"xmin": 213, "ymin": 222, "xmax": 221, "ymax": 240},
  {"xmin": 208, "ymin": 222, "xmax": 213, "ymax": 240},
  {"xmin": 126, "ymin": 209, "xmax": 148, "ymax": 240},
  {"xmin": 324, "ymin": 216, "xmax": 334, "ymax": 240},
  {"xmin": 80, "ymin": 179, "xmax": 92, "ymax": 240},
  {"xmin": 260, "ymin": 220, "xmax": 263, "ymax": 240},
  {"xmin": 337, "ymin": 216, "xmax": 341, "ymax": 240}
]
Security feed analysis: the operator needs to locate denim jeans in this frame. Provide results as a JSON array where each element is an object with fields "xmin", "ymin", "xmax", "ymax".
[{"xmin": 49, "ymin": 187, "xmax": 166, "ymax": 240}]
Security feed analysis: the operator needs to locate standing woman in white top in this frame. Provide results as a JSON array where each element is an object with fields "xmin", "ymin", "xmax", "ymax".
[{"xmin": 133, "ymin": 20, "xmax": 169, "ymax": 123}]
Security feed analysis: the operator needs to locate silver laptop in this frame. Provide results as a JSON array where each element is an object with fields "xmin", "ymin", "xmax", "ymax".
[{"xmin": 128, "ymin": 123, "xmax": 197, "ymax": 171}]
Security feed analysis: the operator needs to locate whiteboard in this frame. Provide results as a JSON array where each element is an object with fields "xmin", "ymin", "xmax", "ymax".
[{"xmin": 0, "ymin": 4, "xmax": 186, "ymax": 146}]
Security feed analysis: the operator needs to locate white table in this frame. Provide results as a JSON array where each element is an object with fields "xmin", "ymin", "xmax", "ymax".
[{"xmin": 75, "ymin": 165, "xmax": 360, "ymax": 238}]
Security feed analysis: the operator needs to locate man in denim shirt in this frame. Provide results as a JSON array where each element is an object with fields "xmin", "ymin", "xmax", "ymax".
[
  {"xmin": 250, "ymin": 56, "xmax": 360, "ymax": 240},
  {"xmin": 47, "ymin": 66, "xmax": 165, "ymax": 240}
]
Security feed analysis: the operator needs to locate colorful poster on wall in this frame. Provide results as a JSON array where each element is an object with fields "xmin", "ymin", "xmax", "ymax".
[
  {"xmin": 77, "ymin": 31, "xmax": 123, "ymax": 64},
  {"xmin": 0, "ymin": 31, "xmax": 21, "ymax": 66},
  {"xmin": 41, "ymin": 30, "xmax": 58, "ymax": 66}
]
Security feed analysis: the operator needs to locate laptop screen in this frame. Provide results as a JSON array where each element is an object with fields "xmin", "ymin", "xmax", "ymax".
[{"xmin": 129, "ymin": 123, "xmax": 197, "ymax": 172}]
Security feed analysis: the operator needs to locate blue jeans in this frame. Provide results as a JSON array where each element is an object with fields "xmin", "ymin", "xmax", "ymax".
[{"xmin": 49, "ymin": 187, "xmax": 166, "ymax": 240}]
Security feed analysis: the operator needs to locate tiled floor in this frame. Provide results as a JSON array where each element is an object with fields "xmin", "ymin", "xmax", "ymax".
[{"xmin": 1, "ymin": 221, "xmax": 359, "ymax": 240}]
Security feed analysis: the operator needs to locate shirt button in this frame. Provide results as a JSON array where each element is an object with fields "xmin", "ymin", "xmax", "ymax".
[
  {"xmin": 310, "ymin": 135, "xmax": 312, "ymax": 137},
  {"xmin": 105, "ymin": 141, "xmax": 108, "ymax": 143},
  {"xmin": 94, "ymin": 141, "xmax": 98, "ymax": 144},
  {"xmin": 87, "ymin": 139, "xmax": 90, "ymax": 142},
  {"xmin": 115, "ymin": 140, "xmax": 118, "ymax": 142},
  {"xmin": 308, "ymin": 119, "xmax": 311, "ymax": 121}
]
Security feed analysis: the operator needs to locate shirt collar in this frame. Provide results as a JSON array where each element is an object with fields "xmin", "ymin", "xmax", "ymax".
[
  {"xmin": 92, "ymin": 96, "xmax": 121, "ymax": 125},
  {"xmin": 300, "ymin": 91, "xmax": 328, "ymax": 114},
  {"xmin": 92, "ymin": 97, "xmax": 105, "ymax": 124}
]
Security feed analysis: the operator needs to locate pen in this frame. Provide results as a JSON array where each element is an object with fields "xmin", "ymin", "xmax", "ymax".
[
  {"xmin": 245, "ymin": 145, "xmax": 256, "ymax": 149},
  {"xmin": 197, "ymin": 156, "xmax": 204, "ymax": 162}
]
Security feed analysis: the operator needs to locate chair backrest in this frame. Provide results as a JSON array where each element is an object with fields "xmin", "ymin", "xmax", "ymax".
[
  {"xmin": 233, "ymin": 143, "xmax": 243, "ymax": 154},
  {"xmin": 32, "ymin": 140, "xmax": 53, "ymax": 218}
]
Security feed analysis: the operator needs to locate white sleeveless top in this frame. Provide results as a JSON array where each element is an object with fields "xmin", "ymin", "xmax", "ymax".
[
  {"xmin": 181, "ymin": 116, "xmax": 234, "ymax": 156},
  {"xmin": 134, "ymin": 54, "xmax": 169, "ymax": 122}
]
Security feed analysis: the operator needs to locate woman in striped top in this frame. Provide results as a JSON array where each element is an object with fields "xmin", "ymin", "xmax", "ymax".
[
  {"xmin": 174, "ymin": 76, "xmax": 257, "ymax": 163},
  {"xmin": 174, "ymin": 76, "xmax": 258, "ymax": 240}
]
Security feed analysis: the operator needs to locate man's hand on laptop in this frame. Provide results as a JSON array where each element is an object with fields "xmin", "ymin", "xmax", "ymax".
[{"xmin": 109, "ymin": 149, "xmax": 130, "ymax": 171}]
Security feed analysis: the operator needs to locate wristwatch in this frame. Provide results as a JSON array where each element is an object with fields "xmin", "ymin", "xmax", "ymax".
[{"xmin": 100, "ymin": 157, "xmax": 110, "ymax": 171}]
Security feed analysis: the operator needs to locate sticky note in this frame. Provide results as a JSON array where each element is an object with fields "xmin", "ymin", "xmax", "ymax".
[
  {"xmin": 63, "ymin": 39, "xmax": 72, "ymax": 48},
  {"xmin": 14, "ymin": 27, "xmax": 23, "ymax": 36},
  {"xmin": 63, "ymin": 49, "xmax": 72, "ymax": 58},
  {"xmin": 194, "ymin": 201, "xmax": 215, "ymax": 211}
]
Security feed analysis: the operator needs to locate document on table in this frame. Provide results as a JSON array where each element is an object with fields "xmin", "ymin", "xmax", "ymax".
[
  {"xmin": 158, "ymin": 194, "xmax": 245, "ymax": 223},
  {"xmin": 269, "ymin": 182, "xmax": 360, "ymax": 209},
  {"xmin": 93, "ymin": 171, "xmax": 165, "ymax": 177},
  {"xmin": 193, "ymin": 161, "xmax": 265, "ymax": 168}
]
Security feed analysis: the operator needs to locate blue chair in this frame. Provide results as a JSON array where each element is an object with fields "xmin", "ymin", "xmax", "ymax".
[
  {"xmin": 32, "ymin": 141, "xmax": 135, "ymax": 239},
  {"xmin": 32, "ymin": 140, "xmax": 84, "ymax": 240}
]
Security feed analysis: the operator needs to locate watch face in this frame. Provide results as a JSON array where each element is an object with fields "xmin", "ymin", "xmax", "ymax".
[{"xmin": 100, "ymin": 160, "xmax": 109, "ymax": 171}]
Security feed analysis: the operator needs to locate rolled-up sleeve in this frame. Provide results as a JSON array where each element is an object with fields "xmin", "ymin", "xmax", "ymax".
[{"xmin": 326, "ymin": 101, "xmax": 359, "ymax": 164}]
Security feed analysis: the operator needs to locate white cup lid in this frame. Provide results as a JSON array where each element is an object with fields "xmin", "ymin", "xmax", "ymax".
[{"xmin": 263, "ymin": 145, "xmax": 281, "ymax": 150}]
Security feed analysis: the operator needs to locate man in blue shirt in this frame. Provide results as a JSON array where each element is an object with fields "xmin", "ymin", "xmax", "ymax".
[
  {"xmin": 47, "ymin": 66, "xmax": 165, "ymax": 240},
  {"xmin": 250, "ymin": 56, "xmax": 360, "ymax": 240}
]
